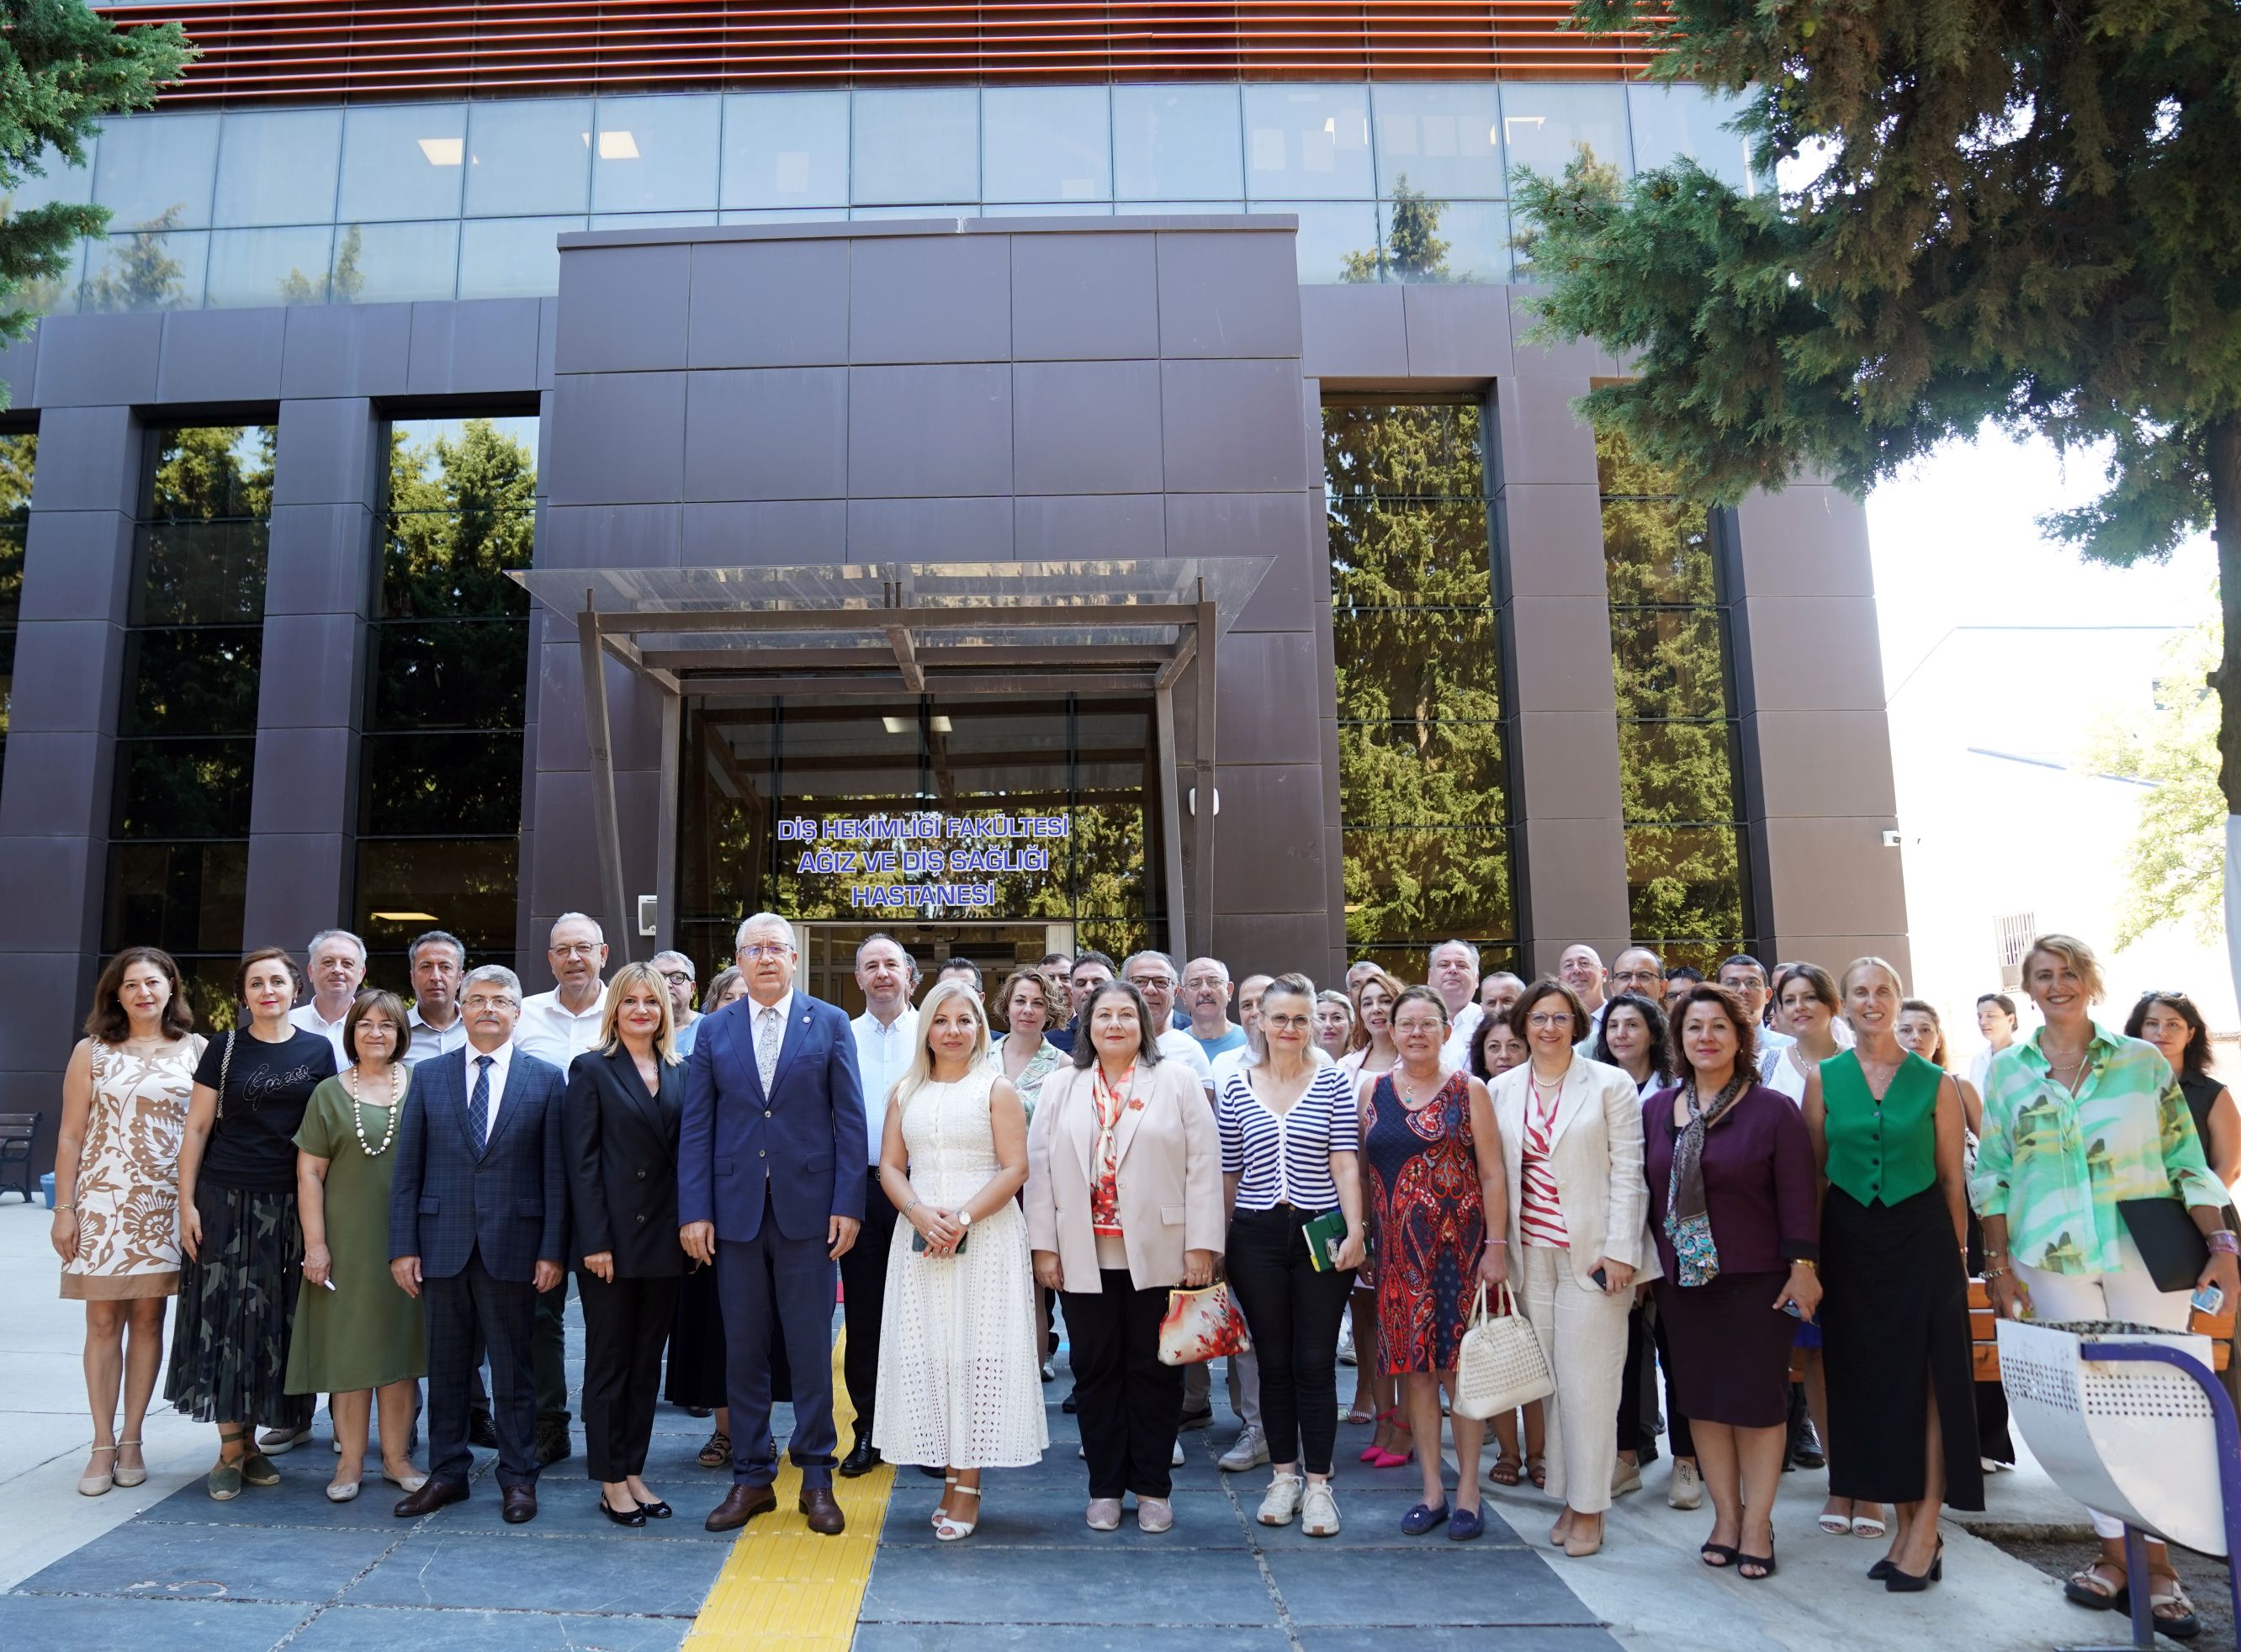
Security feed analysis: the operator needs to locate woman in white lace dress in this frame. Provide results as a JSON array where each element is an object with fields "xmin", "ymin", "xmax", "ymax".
[{"xmin": 873, "ymin": 978, "xmax": 1048, "ymax": 1538}]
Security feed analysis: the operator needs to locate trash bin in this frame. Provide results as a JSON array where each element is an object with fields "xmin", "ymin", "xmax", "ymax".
[
  {"xmin": 40, "ymin": 1172, "xmax": 55, "ymax": 1210},
  {"xmin": 1999, "ymin": 1316, "xmax": 2227, "ymax": 1556}
]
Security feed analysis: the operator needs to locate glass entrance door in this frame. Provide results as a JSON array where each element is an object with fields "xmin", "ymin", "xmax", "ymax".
[{"xmin": 796, "ymin": 920, "xmax": 1075, "ymax": 1016}]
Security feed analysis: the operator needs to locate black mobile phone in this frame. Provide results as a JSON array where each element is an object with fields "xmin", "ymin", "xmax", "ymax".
[
  {"xmin": 912, "ymin": 1228, "xmax": 968, "ymax": 1255},
  {"xmin": 1591, "ymin": 1266, "xmax": 1608, "ymax": 1289}
]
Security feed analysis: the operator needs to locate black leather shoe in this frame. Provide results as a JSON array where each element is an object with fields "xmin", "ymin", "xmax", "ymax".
[
  {"xmin": 1062, "ymin": 1391, "xmax": 1079, "ymax": 1414},
  {"xmin": 392, "ymin": 1477, "xmax": 469, "ymax": 1518},
  {"xmin": 799, "ymin": 1486, "xmax": 845, "ymax": 1535},
  {"xmin": 501, "ymin": 1484, "xmax": 538, "ymax": 1523},
  {"xmin": 599, "ymin": 1494, "xmax": 646, "ymax": 1528},
  {"xmin": 467, "ymin": 1412, "xmax": 500, "ymax": 1450},
  {"xmin": 638, "ymin": 1499, "xmax": 672, "ymax": 1519},
  {"xmin": 535, "ymin": 1422, "xmax": 572, "ymax": 1467},
  {"xmin": 1789, "ymin": 1416, "xmax": 1825, "ymax": 1470},
  {"xmin": 685, "ymin": 1406, "xmax": 713, "ymax": 1419},
  {"xmin": 706, "ymin": 1483, "xmax": 777, "ymax": 1532},
  {"xmin": 838, "ymin": 1439, "xmax": 882, "ymax": 1478}
]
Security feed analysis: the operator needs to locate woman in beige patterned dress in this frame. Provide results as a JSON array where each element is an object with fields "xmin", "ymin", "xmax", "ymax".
[{"xmin": 50, "ymin": 946, "xmax": 204, "ymax": 1496}]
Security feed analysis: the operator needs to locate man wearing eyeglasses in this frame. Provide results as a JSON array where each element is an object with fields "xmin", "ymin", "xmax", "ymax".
[
  {"xmin": 654, "ymin": 950, "xmax": 701, "ymax": 1055},
  {"xmin": 513, "ymin": 912, "xmax": 613, "ymax": 1468},
  {"xmin": 681, "ymin": 912, "xmax": 866, "ymax": 1537}
]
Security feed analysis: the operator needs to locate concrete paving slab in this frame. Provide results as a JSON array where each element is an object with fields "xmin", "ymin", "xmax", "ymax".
[
  {"xmin": 288, "ymin": 1602, "xmax": 695, "ymax": 1649},
  {"xmin": 862, "ymin": 1543, "xmax": 1281, "ymax": 1625},
  {"xmin": 11, "ymin": 1519, "xmax": 403, "ymax": 1605},
  {"xmin": 1261, "ymin": 1545, "xmax": 1605, "ymax": 1627},
  {"xmin": 853, "ymin": 1626, "xmax": 1293, "ymax": 1652},
  {"xmin": 343, "ymin": 1528, "xmax": 728, "ymax": 1616},
  {"xmin": 0, "ymin": 1590, "xmax": 312, "ymax": 1644}
]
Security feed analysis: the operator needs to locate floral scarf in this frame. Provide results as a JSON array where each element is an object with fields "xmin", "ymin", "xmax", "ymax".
[
  {"xmin": 1664, "ymin": 1072, "xmax": 1749, "ymax": 1287},
  {"xmin": 1090, "ymin": 1062, "xmax": 1138, "ymax": 1236}
]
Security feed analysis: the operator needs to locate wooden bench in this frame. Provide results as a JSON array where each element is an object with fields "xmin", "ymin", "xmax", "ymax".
[
  {"xmin": 0, "ymin": 1112, "xmax": 36, "ymax": 1204},
  {"xmin": 1968, "ymin": 1277, "xmax": 2233, "ymax": 1379}
]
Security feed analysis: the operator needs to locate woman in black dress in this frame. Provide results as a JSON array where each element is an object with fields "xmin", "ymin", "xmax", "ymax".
[
  {"xmin": 169, "ymin": 947, "xmax": 337, "ymax": 1500},
  {"xmin": 2128, "ymin": 993, "xmax": 2240, "ymax": 1187},
  {"xmin": 1805, "ymin": 959, "xmax": 1981, "ymax": 1591}
]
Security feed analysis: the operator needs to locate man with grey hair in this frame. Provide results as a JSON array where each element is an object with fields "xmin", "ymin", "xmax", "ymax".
[
  {"xmin": 389, "ymin": 963, "xmax": 568, "ymax": 1523},
  {"xmin": 291, "ymin": 929, "xmax": 368, "ymax": 1067},
  {"xmin": 653, "ymin": 950, "xmax": 700, "ymax": 1054},
  {"xmin": 1121, "ymin": 950, "xmax": 1216, "ymax": 1092},
  {"xmin": 681, "ymin": 912, "xmax": 866, "ymax": 1536},
  {"xmin": 1183, "ymin": 956, "xmax": 1248, "ymax": 1066},
  {"xmin": 1428, "ymin": 939, "xmax": 1483, "ymax": 1066}
]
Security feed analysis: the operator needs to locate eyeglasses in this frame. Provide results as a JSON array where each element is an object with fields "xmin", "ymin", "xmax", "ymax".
[
  {"xmin": 1525, "ymin": 1012, "xmax": 1572, "ymax": 1030},
  {"xmin": 660, "ymin": 970, "xmax": 694, "ymax": 986},
  {"xmin": 462, "ymin": 993, "xmax": 517, "ymax": 1011},
  {"xmin": 551, "ymin": 943, "xmax": 601, "ymax": 960},
  {"xmin": 1261, "ymin": 1014, "xmax": 1312, "ymax": 1031},
  {"xmin": 740, "ymin": 942, "xmax": 795, "ymax": 961}
]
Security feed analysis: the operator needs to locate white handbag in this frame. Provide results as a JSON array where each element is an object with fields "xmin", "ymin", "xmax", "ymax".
[{"xmin": 1451, "ymin": 1283, "xmax": 1555, "ymax": 1421}]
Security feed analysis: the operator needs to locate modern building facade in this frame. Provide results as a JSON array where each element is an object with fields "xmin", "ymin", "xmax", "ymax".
[{"xmin": 0, "ymin": 1, "xmax": 1906, "ymax": 1161}]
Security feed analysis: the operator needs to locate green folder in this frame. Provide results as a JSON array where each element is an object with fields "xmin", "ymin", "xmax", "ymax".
[{"xmin": 1301, "ymin": 1209, "xmax": 1349, "ymax": 1272}]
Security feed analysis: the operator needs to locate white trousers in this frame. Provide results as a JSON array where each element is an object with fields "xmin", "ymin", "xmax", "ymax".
[
  {"xmin": 2013, "ymin": 1232, "xmax": 2191, "ymax": 1539},
  {"xmin": 1518, "ymin": 1243, "xmax": 1634, "ymax": 1514}
]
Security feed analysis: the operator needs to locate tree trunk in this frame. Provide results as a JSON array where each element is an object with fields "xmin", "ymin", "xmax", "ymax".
[{"xmin": 2209, "ymin": 417, "xmax": 2241, "ymax": 1002}]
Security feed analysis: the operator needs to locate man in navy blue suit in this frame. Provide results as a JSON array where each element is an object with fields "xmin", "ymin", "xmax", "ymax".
[
  {"xmin": 680, "ymin": 912, "xmax": 866, "ymax": 1535},
  {"xmin": 389, "ymin": 964, "xmax": 568, "ymax": 1524}
]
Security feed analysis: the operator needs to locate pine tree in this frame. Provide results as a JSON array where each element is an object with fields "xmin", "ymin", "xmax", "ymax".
[
  {"xmin": 1513, "ymin": 0, "xmax": 2241, "ymax": 975},
  {"xmin": 0, "ymin": 2, "xmax": 194, "ymax": 358}
]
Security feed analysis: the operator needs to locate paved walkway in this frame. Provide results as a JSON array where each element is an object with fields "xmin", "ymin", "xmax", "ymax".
[{"xmin": 0, "ymin": 1199, "xmax": 2191, "ymax": 1649}]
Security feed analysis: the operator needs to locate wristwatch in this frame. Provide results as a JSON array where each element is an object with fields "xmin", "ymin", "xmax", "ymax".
[{"xmin": 957, "ymin": 1210, "xmax": 973, "ymax": 1229}]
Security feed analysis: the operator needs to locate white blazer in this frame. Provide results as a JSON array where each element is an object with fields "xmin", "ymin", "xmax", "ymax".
[{"xmin": 1490, "ymin": 1056, "xmax": 1660, "ymax": 1290}]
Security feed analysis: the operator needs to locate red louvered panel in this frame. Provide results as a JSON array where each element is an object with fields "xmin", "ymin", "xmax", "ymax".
[{"xmin": 96, "ymin": 1, "xmax": 1667, "ymax": 105}]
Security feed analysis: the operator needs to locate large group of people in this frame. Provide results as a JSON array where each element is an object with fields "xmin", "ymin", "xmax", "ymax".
[{"xmin": 40, "ymin": 914, "xmax": 2237, "ymax": 1634}]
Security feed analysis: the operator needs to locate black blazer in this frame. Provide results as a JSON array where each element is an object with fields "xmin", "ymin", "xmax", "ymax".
[{"xmin": 561, "ymin": 1046, "xmax": 686, "ymax": 1279}]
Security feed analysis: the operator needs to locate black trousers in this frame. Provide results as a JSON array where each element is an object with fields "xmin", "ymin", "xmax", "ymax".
[
  {"xmin": 1617, "ymin": 1301, "xmax": 1656, "ymax": 1454},
  {"xmin": 579, "ymin": 1271, "xmax": 681, "ymax": 1482},
  {"xmin": 1064, "ymin": 1270, "xmax": 1184, "ymax": 1499},
  {"xmin": 534, "ymin": 1279, "xmax": 570, "ymax": 1427},
  {"xmin": 424, "ymin": 1250, "xmax": 538, "ymax": 1490},
  {"xmin": 1651, "ymin": 1305, "xmax": 1694, "ymax": 1460},
  {"xmin": 1226, "ymin": 1207, "xmax": 1353, "ymax": 1475},
  {"xmin": 836, "ymin": 1167, "xmax": 898, "ymax": 1441}
]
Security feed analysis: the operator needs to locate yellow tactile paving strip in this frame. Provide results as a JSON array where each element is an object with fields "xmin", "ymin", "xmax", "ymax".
[{"xmin": 683, "ymin": 1331, "xmax": 893, "ymax": 1651}]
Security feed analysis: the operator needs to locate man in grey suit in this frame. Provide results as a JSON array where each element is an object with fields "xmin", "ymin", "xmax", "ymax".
[{"xmin": 389, "ymin": 964, "xmax": 568, "ymax": 1523}]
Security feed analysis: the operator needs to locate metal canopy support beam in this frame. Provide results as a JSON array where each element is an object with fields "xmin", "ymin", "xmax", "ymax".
[
  {"xmin": 668, "ymin": 673, "xmax": 1163, "ymax": 698},
  {"xmin": 653, "ymin": 687, "xmax": 681, "ymax": 954},
  {"xmin": 1154, "ymin": 627, "xmax": 1198, "ymax": 691},
  {"xmin": 1154, "ymin": 683, "xmax": 1189, "ymax": 964},
  {"xmin": 1191, "ymin": 593, "xmax": 1218, "ymax": 961},
  {"xmin": 642, "ymin": 643, "xmax": 1165, "ymax": 673},
  {"xmin": 884, "ymin": 625, "xmax": 925, "ymax": 692},
  {"xmin": 591, "ymin": 602, "xmax": 1201, "ymax": 637},
  {"xmin": 578, "ymin": 591, "xmax": 635, "ymax": 966}
]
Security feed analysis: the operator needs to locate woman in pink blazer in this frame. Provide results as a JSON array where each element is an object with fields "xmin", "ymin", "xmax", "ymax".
[{"xmin": 1025, "ymin": 980, "xmax": 1224, "ymax": 1536}]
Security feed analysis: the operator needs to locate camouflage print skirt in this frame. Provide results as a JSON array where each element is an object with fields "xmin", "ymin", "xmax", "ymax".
[{"xmin": 162, "ymin": 1183, "xmax": 315, "ymax": 1429}]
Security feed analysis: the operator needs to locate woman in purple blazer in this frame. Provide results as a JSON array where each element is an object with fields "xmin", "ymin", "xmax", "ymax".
[{"xmin": 1643, "ymin": 983, "xmax": 1820, "ymax": 1584}]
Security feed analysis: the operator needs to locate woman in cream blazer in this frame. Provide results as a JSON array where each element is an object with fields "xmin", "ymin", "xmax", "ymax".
[
  {"xmin": 1488, "ymin": 977, "xmax": 1656, "ymax": 1559},
  {"xmin": 1025, "ymin": 980, "xmax": 1224, "ymax": 1533}
]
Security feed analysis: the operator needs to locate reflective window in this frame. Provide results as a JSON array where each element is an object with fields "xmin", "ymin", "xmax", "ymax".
[
  {"xmin": 119, "ymin": 627, "xmax": 262, "ymax": 736},
  {"xmin": 983, "ymin": 87, "xmax": 1110, "ymax": 204},
  {"xmin": 79, "ymin": 224, "xmax": 206, "ymax": 312},
  {"xmin": 591, "ymin": 211, "xmax": 719, "ymax": 231},
  {"xmin": 0, "ymin": 431, "xmax": 31, "ymax": 791},
  {"xmin": 1599, "ymin": 425, "xmax": 1750, "ymax": 966},
  {"xmin": 1253, "ymin": 200, "xmax": 1378, "ymax": 284},
  {"xmin": 457, "ymin": 216, "xmax": 582, "ymax": 299},
  {"xmin": 92, "ymin": 112, "xmax": 220, "ymax": 230},
  {"xmin": 850, "ymin": 204, "xmax": 975, "ymax": 220},
  {"xmin": 355, "ymin": 414, "xmax": 538, "ymax": 969},
  {"xmin": 336, "ymin": 220, "xmax": 460, "ymax": 304},
  {"xmin": 3, "ymin": 141, "xmax": 94, "ymax": 215},
  {"xmin": 1325, "ymin": 400, "xmax": 1513, "ymax": 959},
  {"xmin": 1629, "ymin": 83, "xmax": 1757, "ymax": 194},
  {"xmin": 1114, "ymin": 85, "xmax": 1243, "ymax": 200},
  {"xmin": 1243, "ymin": 86, "xmax": 1374, "ymax": 199},
  {"xmin": 464, "ymin": 98, "xmax": 593, "ymax": 217},
  {"xmin": 592, "ymin": 95, "xmax": 721, "ymax": 214},
  {"xmin": 338, "ymin": 103, "xmax": 468, "ymax": 222},
  {"xmin": 204, "ymin": 225, "xmax": 336, "ymax": 308},
  {"xmin": 1336, "ymin": 196, "xmax": 1508, "ymax": 284},
  {"xmin": 1113, "ymin": 200, "xmax": 1244, "ymax": 216},
  {"xmin": 1372, "ymin": 84, "xmax": 1504, "ymax": 200},
  {"xmin": 721, "ymin": 91, "xmax": 849, "ymax": 209},
  {"xmin": 1502, "ymin": 83, "xmax": 1632, "ymax": 184},
  {"xmin": 211, "ymin": 108, "xmax": 342, "ymax": 227},
  {"xmin": 976, "ymin": 202, "xmax": 1114, "ymax": 219},
  {"xmin": 852, "ymin": 88, "xmax": 977, "ymax": 204}
]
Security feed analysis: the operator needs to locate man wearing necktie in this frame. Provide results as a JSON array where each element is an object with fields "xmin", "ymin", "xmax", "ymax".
[
  {"xmin": 680, "ymin": 913, "xmax": 866, "ymax": 1535},
  {"xmin": 388, "ymin": 964, "xmax": 569, "ymax": 1524}
]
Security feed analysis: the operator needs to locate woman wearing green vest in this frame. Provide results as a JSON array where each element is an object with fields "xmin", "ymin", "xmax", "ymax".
[{"xmin": 1803, "ymin": 957, "xmax": 1981, "ymax": 1594}]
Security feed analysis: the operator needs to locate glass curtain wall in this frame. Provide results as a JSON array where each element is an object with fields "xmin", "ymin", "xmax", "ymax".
[
  {"xmin": 1599, "ymin": 426, "xmax": 1751, "ymax": 969},
  {"xmin": 0, "ymin": 430, "xmax": 32, "ymax": 789},
  {"xmin": 1325, "ymin": 400, "xmax": 1515, "ymax": 982},
  {"xmin": 34, "ymin": 81, "xmax": 1754, "ymax": 308},
  {"xmin": 353, "ymin": 414, "xmax": 538, "ymax": 981},
  {"xmin": 103, "ymin": 425, "xmax": 275, "ymax": 1026}
]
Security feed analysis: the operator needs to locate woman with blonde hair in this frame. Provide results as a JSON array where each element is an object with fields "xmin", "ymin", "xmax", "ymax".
[
  {"xmin": 876, "ymin": 978, "xmax": 1046, "ymax": 1538},
  {"xmin": 563, "ymin": 961, "xmax": 687, "ymax": 1526}
]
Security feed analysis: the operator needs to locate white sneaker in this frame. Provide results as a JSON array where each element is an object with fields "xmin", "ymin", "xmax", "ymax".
[
  {"xmin": 1668, "ymin": 1459, "xmax": 1703, "ymax": 1511},
  {"xmin": 1220, "ymin": 1427, "xmax": 1269, "ymax": 1473},
  {"xmin": 1300, "ymin": 1480, "xmax": 1342, "ymax": 1538},
  {"xmin": 1136, "ymin": 1496, "xmax": 1173, "ymax": 1533},
  {"xmin": 258, "ymin": 1423, "xmax": 313, "ymax": 1454},
  {"xmin": 1258, "ymin": 1473, "xmax": 1304, "ymax": 1526},
  {"xmin": 1337, "ymin": 1321, "xmax": 1357, "ymax": 1367},
  {"xmin": 1171, "ymin": 1438, "xmax": 1185, "ymax": 1467},
  {"xmin": 1612, "ymin": 1458, "xmax": 1643, "ymax": 1496}
]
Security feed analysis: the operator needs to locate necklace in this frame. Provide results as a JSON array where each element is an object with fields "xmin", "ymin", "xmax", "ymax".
[
  {"xmin": 1392, "ymin": 1064, "xmax": 1444, "ymax": 1106},
  {"xmin": 346, "ymin": 1063, "xmax": 404, "ymax": 1157}
]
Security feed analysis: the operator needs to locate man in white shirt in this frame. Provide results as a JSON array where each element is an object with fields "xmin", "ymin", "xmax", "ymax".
[
  {"xmin": 1122, "ymin": 951, "xmax": 1215, "ymax": 1093},
  {"xmin": 839, "ymin": 934, "xmax": 919, "ymax": 1477},
  {"xmin": 1209, "ymin": 974, "xmax": 1274, "ymax": 1088},
  {"xmin": 512, "ymin": 911, "xmax": 612, "ymax": 1466},
  {"xmin": 289, "ymin": 929, "xmax": 367, "ymax": 1067},
  {"xmin": 1559, "ymin": 942, "xmax": 1610, "ymax": 1051},
  {"xmin": 1428, "ymin": 939, "xmax": 1483, "ymax": 1067},
  {"xmin": 1719, "ymin": 953, "xmax": 1795, "ymax": 1062},
  {"xmin": 402, "ymin": 929, "xmax": 470, "ymax": 1071}
]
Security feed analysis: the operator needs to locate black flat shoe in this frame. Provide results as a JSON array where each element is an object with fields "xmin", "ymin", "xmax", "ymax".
[
  {"xmin": 599, "ymin": 1496, "xmax": 647, "ymax": 1528},
  {"xmin": 638, "ymin": 1499, "xmax": 672, "ymax": 1519}
]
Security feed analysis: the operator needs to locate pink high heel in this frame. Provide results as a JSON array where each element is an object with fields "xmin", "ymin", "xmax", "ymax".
[
  {"xmin": 1363, "ymin": 1408, "xmax": 1414, "ymax": 1469},
  {"xmin": 1360, "ymin": 1406, "xmax": 1397, "ymax": 1464}
]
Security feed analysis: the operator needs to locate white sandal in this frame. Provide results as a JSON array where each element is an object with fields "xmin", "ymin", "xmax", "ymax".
[
  {"xmin": 113, "ymin": 1439, "xmax": 147, "ymax": 1489},
  {"xmin": 1851, "ymin": 1509, "xmax": 1888, "ymax": 1539},
  {"xmin": 932, "ymin": 1475, "xmax": 957, "ymax": 1527},
  {"xmin": 934, "ymin": 1483, "xmax": 981, "ymax": 1542}
]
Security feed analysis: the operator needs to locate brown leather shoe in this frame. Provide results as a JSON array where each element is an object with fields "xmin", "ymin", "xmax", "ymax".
[
  {"xmin": 501, "ymin": 1484, "xmax": 538, "ymax": 1524},
  {"xmin": 799, "ymin": 1486, "xmax": 845, "ymax": 1535},
  {"xmin": 393, "ymin": 1477, "xmax": 469, "ymax": 1518},
  {"xmin": 705, "ymin": 1482, "xmax": 777, "ymax": 1532}
]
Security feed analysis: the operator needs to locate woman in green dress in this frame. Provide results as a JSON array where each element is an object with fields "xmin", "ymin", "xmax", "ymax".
[{"xmin": 288, "ymin": 990, "xmax": 428, "ymax": 1502}]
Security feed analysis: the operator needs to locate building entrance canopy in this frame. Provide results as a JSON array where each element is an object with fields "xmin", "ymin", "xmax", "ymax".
[{"xmin": 508, "ymin": 559, "xmax": 1271, "ymax": 965}]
